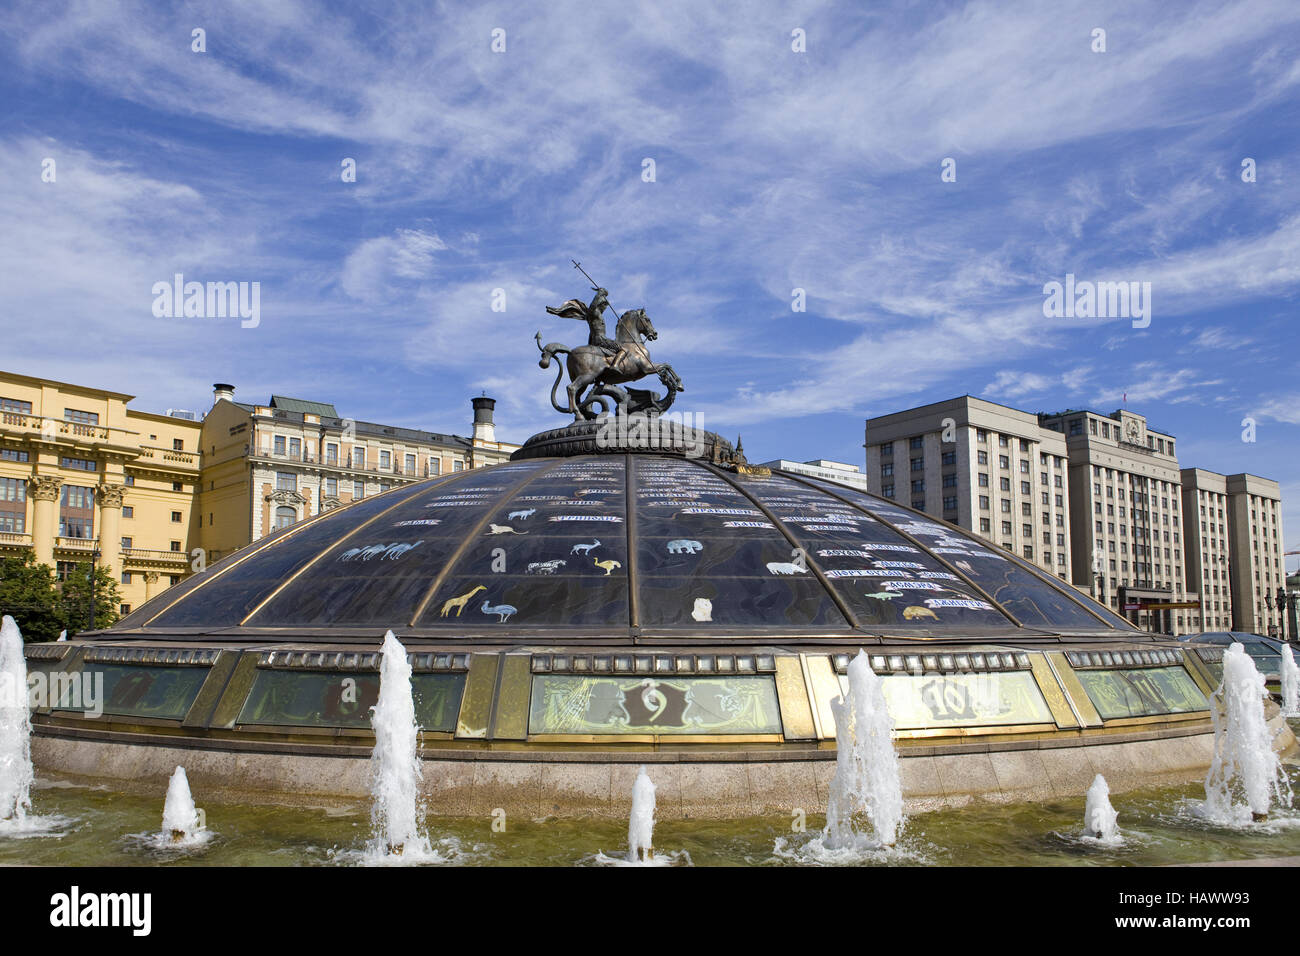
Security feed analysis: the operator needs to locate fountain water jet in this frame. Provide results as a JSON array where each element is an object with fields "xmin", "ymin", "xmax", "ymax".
[
  {"xmin": 161, "ymin": 766, "xmax": 203, "ymax": 843},
  {"xmin": 1084, "ymin": 774, "xmax": 1120, "ymax": 842},
  {"xmin": 0, "ymin": 615, "xmax": 33, "ymax": 824},
  {"xmin": 368, "ymin": 630, "xmax": 428, "ymax": 858},
  {"xmin": 628, "ymin": 767, "xmax": 655, "ymax": 862},
  {"xmin": 1281, "ymin": 645, "xmax": 1299, "ymax": 718},
  {"xmin": 1204, "ymin": 643, "xmax": 1292, "ymax": 824},
  {"xmin": 824, "ymin": 650, "xmax": 904, "ymax": 849}
]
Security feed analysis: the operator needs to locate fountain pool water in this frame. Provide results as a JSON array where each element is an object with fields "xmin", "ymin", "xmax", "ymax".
[
  {"xmin": 1203, "ymin": 643, "xmax": 1292, "ymax": 825},
  {"xmin": 1281, "ymin": 645, "xmax": 1299, "ymax": 718},
  {"xmin": 1083, "ymin": 774, "xmax": 1121, "ymax": 843},
  {"xmin": 0, "ymin": 615, "xmax": 33, "ymax": 826}
]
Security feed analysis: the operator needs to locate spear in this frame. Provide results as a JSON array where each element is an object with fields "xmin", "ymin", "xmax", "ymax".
[{"xmin": 571, "ymin": 259, "xmax": 620, "ymax": 319}]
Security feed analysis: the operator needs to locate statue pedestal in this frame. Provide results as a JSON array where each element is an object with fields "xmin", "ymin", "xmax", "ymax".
[{"xmin": 511, "ymin": 414, "xmax": 745, "ymax": 464}]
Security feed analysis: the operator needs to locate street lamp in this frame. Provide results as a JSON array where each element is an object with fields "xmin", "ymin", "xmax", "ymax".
[{"xmin": 1264, "ymin": 590, "xmax": 1275, "ymax": 638}]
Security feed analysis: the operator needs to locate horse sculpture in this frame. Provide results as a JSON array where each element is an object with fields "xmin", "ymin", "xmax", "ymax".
[{"xmin": 537, "ymin": 306, "xmax": 684, "ymax": 420}]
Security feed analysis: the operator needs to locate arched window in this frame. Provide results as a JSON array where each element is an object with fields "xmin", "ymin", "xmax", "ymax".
[{"xmin": 275, "ymin": 506, "xmax": 297, "ymax": 529}]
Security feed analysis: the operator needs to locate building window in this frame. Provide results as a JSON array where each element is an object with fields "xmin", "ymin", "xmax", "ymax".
[
  {"xmin": 1000, "ymin": 499, "xmax": 1011, "ymax": 513},
  {"xmin": 1019, "ymin": 460, "xmax": 1029, "ymax": 474},
  {"xmin": 977, "ymin": 450, "xmax": 987, "ymax": 465},
  {"xmin": 60, "ymin": 456, "xmax": 97, "ymax": 471},
  {"xmin": 64, "ymin": 408, "xmax": 99, "ymax": 425},
  {"xmin": 0, "ymin": 397, "xmax": 33, "ymax": 414},
  {"xmin": 405, "ymin": 453, "xmax": 416, "ymax": 474},
  {"xmin": 911, "ymin": 480, "xmax": 924, "ymax": 493},
  {"xmin": 171, "ymin": 511, "xmax": 182, "ymax": 523},
  {"xmin": 980, "ymin": 518, "xmax": 990, "ymax": 532},
  {"xmin": 998, "ymin": 455, "xmax": 1009, "ymax": 469},
  {"xmin": 380, "ymin": 450, "xmax": 392, "ymax": 470},
  {"xmin": 172, "ymin": 481, "xmax": 183, "ymax": 492},
  {"xmin": 978, "ymin": 473, "xmax": 988, "ymax": 487},
  {"xmin": 909, "ymin": 436, "xmax": 924, "ymax": 449},
  {"xmin": 324, "ymin": 477, "xmax": 338, "ymax": 497},
  {"xmin": 910, "ymin": 457, "xmax": 923, "ymax": 472},
  {"xmin": 125, "ymin": 475, "xmax": 134, "ymax": 486},
  {"xmin": 943, "ymin": 496, "xmax": 957, "ymax": 511},
  {"xmin": 1001, "ymin": 521, "xmax": 1012, "ymax": 535},
  {"xmin": 170, "ymin": 540, "xmax": 182, "ymax": 551},
  {"xmin": 880, "ymin": 442, "xmax": 893, "ymax": 456},
  {"xmin": 173, "ymin": 438, "xmax": 184, "ymax": 451},
  {"xmin": 353, "ymin": 446, "xmax": 366, "ymax": 467},
  {"xmin": 941, "ymin": 450, "xmax": 956, "ymax": 466},
  {"xmin": 274, "ymin": 435, "xmax": 286, "ymax": 455},
  {"xmin": 326, "ymin": 443, "xmax": 339, "ymax": 464},
  {"xmin": 943, "ymin": 474, "xmax": 957, "ymax": 488},
  {"xmin": 0, "ymin": 447, "xmax": 30, "ymax": 463},
  {"xmin": 121, "ymin": 572, "xmax": 131, "ymax": 585},
  {"xmin": 120, "ymin": 536, "xmax": 132, "ymax": 549},
  {"xmin": 353, "ymin": 481, "xmax": 364, "ymax": 499},
  {"xmin": 453, "ymin": 461, "xmax": 464, "ymax": 472},
  {"xmin": 429, "ymin": 457, "xmax": 441, "ymax": 476},
  {"xmin": 881, "ymin": 463, "xmax": 894, "ymax": 477},
  {"xmin": 289, "ymin": 437, "xmax": 302, "ymax": 458},
  {"xmin": 120, "ymin": 604, "xmax": 131, "ymax": 616},
  {"xmin": 999, "ymin": 477, "xmax": 1010, "ymax": 491},
  {"xmin": 978, "ymin": 495, "xmax": 989, "ymax": 510},
  {"xmin": 882, "ymin": 484, "xmax": 895, "ymax": 498},
  {"xmin": 275, "ymin": 507, "xmax": 296, "ymax": 530},
  {"xmin": 276, "ymin": 472, "xmax": 296, "ymax": 492}
]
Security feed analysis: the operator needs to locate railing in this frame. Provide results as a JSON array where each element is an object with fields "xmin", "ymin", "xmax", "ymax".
[
  {"xmin": 0, "ymin": 532, "xmax": 32, "ymax": 548},
  {"xmin": 123, "ymin": 547, "xmax": 190, "ymax": 564},
  {"xmin": 54, "ymin": 536, "xmax": 99, "ymax": 552},
  {"xmin": 0, "ymin": 413, "xmax": 136, "ymax": 442},
  {"xmin": 135, "ymin": 446, "xmax": 201, "ymax": 468}
]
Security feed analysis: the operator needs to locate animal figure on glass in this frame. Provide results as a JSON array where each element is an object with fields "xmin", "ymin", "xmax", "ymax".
[
  {"xmin": 440, "ymin": 585, "xmax": 486, "ymax": 617},
  {"xmin": 481, "ymin": 600, "xmax": 517, "ymax": 623},
  {"xmin": 571, "ymin": 539, "xmax": 600, "ymax": 555}
]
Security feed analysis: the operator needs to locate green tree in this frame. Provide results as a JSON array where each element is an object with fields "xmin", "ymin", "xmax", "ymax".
[
  {"xmin": 58, "ymin": 561, "xmax": 121, "ymax": 636},
  {"xmin": 0, "ymin": 552, "xmax": 64, "ymax": 641}
]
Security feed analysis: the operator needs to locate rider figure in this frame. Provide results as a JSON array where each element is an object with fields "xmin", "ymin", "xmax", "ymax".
[{"xmin": 547, "ymin": 287, "xmax": 634, "ymax": 373}]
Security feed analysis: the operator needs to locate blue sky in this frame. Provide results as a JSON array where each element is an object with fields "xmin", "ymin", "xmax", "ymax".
[{"xmin": 2, "ymin": 0, "xmax": 1298, "ymax": 567}]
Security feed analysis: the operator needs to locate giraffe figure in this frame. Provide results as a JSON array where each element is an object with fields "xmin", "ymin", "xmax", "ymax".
[{"xmin": 440, "ymin": 585, "xmax": 486, "ymax": 617}]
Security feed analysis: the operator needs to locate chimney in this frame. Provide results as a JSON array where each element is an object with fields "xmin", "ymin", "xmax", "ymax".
[
  {"xmin": 212, "ymin": 383, "xmax": 235, "ymax": 406},
  {"xmin": 472, "ymin": 395, "xmax": 496, "ymax": 444}
]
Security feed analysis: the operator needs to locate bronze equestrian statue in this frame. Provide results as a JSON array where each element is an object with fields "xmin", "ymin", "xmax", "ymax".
[{"xmin": 537, "ymin": 265, "xmax": 684, "ymax": 421}]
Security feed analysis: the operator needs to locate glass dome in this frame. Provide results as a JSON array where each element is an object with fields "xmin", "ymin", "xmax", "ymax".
[{"xmin": 108, "ymin": 452, "xmax": 1134, "ymax": 641}]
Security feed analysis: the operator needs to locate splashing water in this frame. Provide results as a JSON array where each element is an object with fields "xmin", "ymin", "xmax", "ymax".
[
  {"xmin": 1203, "ymin": 643, "xmax": 1292, "ymax": 825},
  {"xmin": 1281, "ymin": 645, "xmax": 1300, "ymax": 718},
  {"xmin": 628, "ymin": 766, "xmax": 656, "ymax": 862},
  {"xmin": 56, "ymin": 631, "xmax": 66, "ymax": 643},
  {"xmin": 161, "ymin": 766, "xmax": 205, "ymax": 844},
  {"xmin": 0, "ymin": 615, "xmax": 33, "ymax": 825},
  {"xmin": 366, "ymin": 631, "xmax": 432, "ymax": 861},
  {"xmin": 824, "ymin": 649, "xmax": 904, "ymax": 850},
  {"xmin": 1083, "ymin": 774, "xmax": 1121, "ymax": 843}
]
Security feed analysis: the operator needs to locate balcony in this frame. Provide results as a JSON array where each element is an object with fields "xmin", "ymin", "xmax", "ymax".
[
  {"xmin": 122, "ymin": 547, "xmax": 190, "ymax": 568},
  {"xmin": 133, "ymin": 445, "xmax": 201, "ymax": 471},
  {"xmin": 54, "ymin": 536, "xmax": 99, "ymax": 553},
  {"xmin": 0, "ymin": 532, "xmax": 32, "ymax": 553}
]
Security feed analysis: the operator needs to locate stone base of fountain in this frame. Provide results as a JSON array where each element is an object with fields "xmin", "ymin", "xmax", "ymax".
[{"xmin": 31, "ymin": 707, "xmax": 1295, "ymax": 818}]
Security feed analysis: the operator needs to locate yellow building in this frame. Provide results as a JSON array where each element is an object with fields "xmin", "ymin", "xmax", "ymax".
[
  {"xmin": 197, "ymin": 386, "xmax": 518, "ymax": 559},
  {"xmin": 0, "ymin": 371, "xmax": 202, "ymax": 618}
]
